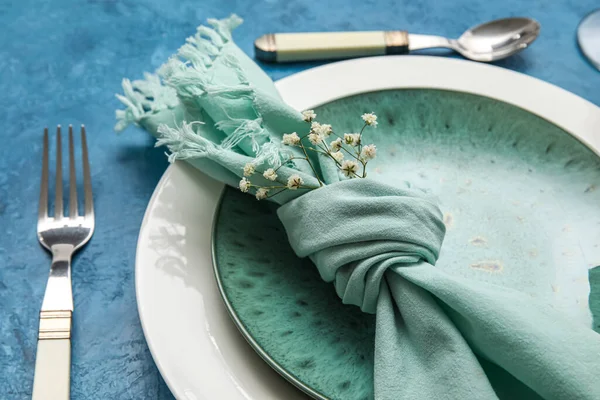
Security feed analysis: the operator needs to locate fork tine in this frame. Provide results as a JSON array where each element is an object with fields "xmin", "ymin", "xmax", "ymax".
[
  {"xmin": 81, "ymin": 125, "xmax": 94, "ymax": 219},
  {"xmin": 68, "ymin": 125, "xmax": 78, "ymax": 218},
  {"xmin": 38, "ymin": 128, "xmax": 49, "ymax": 221},
  {"xmin": 54, "ymin": 126, "xmax": 63, "ymax": 219}
]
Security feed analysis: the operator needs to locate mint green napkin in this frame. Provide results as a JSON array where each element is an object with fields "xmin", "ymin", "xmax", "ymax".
[{"xmin": 117, "ymin": 15, "xmax": 600, "ymax": 399}]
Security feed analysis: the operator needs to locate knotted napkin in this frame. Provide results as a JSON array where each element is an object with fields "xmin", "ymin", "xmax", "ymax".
[{"xmin": 117, "ymin": 15, "xmax": 600, "ymax": 399}]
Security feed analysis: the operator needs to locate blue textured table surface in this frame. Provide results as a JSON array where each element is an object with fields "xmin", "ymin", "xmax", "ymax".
[{"xmin": 1, "ymin": 0, "xmax": 599, "ymax": 398}]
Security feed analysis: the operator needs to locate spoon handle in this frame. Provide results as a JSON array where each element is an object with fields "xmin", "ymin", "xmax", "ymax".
[{"xmin": 255, "ymin": 31, "xmax": 409, "ymax": 63}]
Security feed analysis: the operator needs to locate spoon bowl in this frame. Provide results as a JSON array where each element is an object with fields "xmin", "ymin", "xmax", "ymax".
[{"xmin": 456, "ymin": 17, "xmax": 541, "ymax": 62}]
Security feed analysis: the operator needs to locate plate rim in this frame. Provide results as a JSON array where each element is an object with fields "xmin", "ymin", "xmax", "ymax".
[{"xmin": 135, "ymin": 55, "xmax": 600, "ymax": 400}]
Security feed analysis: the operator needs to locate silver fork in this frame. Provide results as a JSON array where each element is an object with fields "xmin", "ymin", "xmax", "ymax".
[{"xmin": 32, "ymin": 125, "xmax": 95, "ymax": 400}]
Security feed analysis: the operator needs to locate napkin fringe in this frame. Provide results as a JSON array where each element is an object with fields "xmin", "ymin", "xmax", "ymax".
[
  {"xmin": 158, "ymin": 15, "xmax": 281, "ymax": 166},
  {"xmin": 114, "ymin": 73, "xmax": 178, "ymax": 132},
  {"xmin": 217, "ymin": 118, "xmax": 264, "ymax": 152},
  {"xmin": 254, "ymin": 140, "xmax": 285, "ymax": 168},
  {"xmin": 156, "ymin": 121, "xmax": 217, "ymax": 162},
  {"xmin": 158, "ymin": 15, "xmax": 244, "ymax": 99},
  {"xmin": 116, "ymin": 14, "xmax": 283, "ymax": 168},
  {"xmin": 114, "ymin": 15, "xmax": 244, "ymax": 132}
]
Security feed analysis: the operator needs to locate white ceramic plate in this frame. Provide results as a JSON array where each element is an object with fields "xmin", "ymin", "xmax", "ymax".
[{"xmin": 135, "ymin": 56, "xmax": 600, "ymax": 400}]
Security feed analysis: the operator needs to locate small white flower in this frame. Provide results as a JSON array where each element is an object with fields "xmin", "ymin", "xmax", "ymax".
[
  {"xmin": 331, "ymin": 151, "xmax": 344, "ymax": 163},
  {"xmin": 263, "ymin": 168, "xmax": 278, "ymax": 181},
  {"xmin": 330, "ymin": 138, "xmax": 342, "ymax": 151},
  {"xmin": 360, "ymin": 144, "xmax": 377, "ymax": 160},
  {"xmin": 255, "ymin": 188, "xmax": 269, "ymax": 200},
  {"xmin": 308, "ymin": 132, "xmax": 323, "ymax": 145},
  {"xmin": 302, "ymin": 110, "xmax": 317, "ymax": 122},
  {"xmin": 341, "ymin": 160, "xmax": 359, "ymax": 177},
  {"xmin": 282, "ymin": 132, "xmax": 301, "ymax": 146},
  {"xmin": 317, "ymin": 124, "xmax": 332, "ymax": 137},
  {"xmin": 287, "ymin": 174, "xmax": 304, "ymax": 190},
  {"xmin": 310, "ymin": 121, "xmax": 321, "ymax": 132},
  {"xmin": 344, "ymin": 133, "xmax": 361, "ymax": 146},
  {"xmin": 239, "ymin": 177, "xmax": 251, "ymax": 193},
  {"xmin": 361, "ymin": 112, "xmax": 378, "ymax": 127},
  {"xmin": 243, "ymin": 163, "xmax": 256, "ymax": 177}
]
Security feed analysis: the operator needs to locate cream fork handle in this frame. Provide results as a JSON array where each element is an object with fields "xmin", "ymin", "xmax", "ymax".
[
  {"xmin": 32, "ymin": 309, "xmax": 72, "ymax": 400},
  {"xmin": 32, "ymin": 338, "xmax": 70, "ymax": 400}
]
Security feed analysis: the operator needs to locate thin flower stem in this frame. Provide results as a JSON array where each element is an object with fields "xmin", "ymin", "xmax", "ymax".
[
  {"xmin": 299, "ymin": 127, "xmax": 318, "ymax": 140},
  {"xmin": 324, "ymin": 152, "xmax": 342, "ymax": 167},
  {"xmin": 359, "ymin": 123, "xmax": 368, "ymax": 136},
  {"xmin": 299, "ymin": 141, "xmax": 323, "ymax": 186},
  {"xmin": 256, "ymin": 182, "xmax": 320, "ymax": 191},
  {"xmin": 331, "ymin": 131, "xmax": 344, "ymax": 140},
  {"xmin": 255, "ymin": 185, "xmax": 288, "ymax": 189},
  {"xmin": 307, "ymin": 147, "xmax": 329, "ymax": 156},
  {"xmin": 340, "ymin": 145, "xmax": 361, "ymax": 161},
  {"xmin": 273, "ymin": 157, "xmax": 303, "ymax": 173},
  {"xmin": 266, "ymin": 188, "xmax": 288, "ymax": 199},
  {"xmin": 358, "ymin": 122, "xmax": 367, "ymax": 154}
]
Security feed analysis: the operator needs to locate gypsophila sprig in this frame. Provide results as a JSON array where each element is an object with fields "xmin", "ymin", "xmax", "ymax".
[
  {"xmin": 263, "ymin": 168, "xmax": 278, "ymax": 181},
  {"xmin": 317, "ymin": 124, "xmax": 332, "ymax": 137},
  {"xmin": 287, "ymin": 174, "xmax": 304, "ymax": 190},
  {"xmin": 243, "ymin": 163, "xmax": 256, "ymax": 177},
  {"xmin": 282, "ymin": 132, "xmax": 300, "ymax": 146},
  {"xmin": 362, "ymin": 112, "xmax": 378, "ymax": 127},
  {"xmin": 239, "ymin": 177, "xmax": 251, "ymax": 193},
  {"xmin": 330, "ymin": 138, "xmax": 342, "ymax": 152},
  {"xmin": 341, "ymin": 160, "xmax": 359, "ymax": 177},
  {"xmin": 302, "ymin": 110, "xmax": 317, "ymax": 122},
  {"xmin": 344, "ymin": 133, "xmax": 361, "ymax": 146},
  {"xmin": 239, "ymin": 112, "xmax": 379, "ymax": 199},
  {"xmin": 360, "ymin": 144, "xmax": 377, "ymax": 160},
  {"xmin": 331, "ymin": 151, "xmax": 344, "ymax": 163},
  {"xmin": 308, "ymin": 132, "xmax": 323, "ymax": 145},
  {"xmin": 255, "ymin": 188, "xmax": 269, "ymax": 200}
]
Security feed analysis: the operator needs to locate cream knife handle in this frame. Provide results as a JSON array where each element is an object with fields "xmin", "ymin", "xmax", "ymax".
[
  {"xmin": 255, "ymin": 31, "xmax": 409, "ymax": 62},
  {"xmin": 32, "ymin": 338, "xmax": 71, "ymax": 400}
]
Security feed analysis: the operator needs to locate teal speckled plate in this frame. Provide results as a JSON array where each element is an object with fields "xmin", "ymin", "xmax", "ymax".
[{"xmin": 212, "ymin": 89, "xmax": 600, "ymax": 400}]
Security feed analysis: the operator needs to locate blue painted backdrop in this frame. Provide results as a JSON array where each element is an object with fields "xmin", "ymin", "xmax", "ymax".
[{"xmin": 1, "ymin": 0, "xmax": 599, "ymax": 398}]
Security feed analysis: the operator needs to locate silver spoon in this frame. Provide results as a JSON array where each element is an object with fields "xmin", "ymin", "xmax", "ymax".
[{"xmin": 255, "ymin": 17, "xmax": 541, "ymax": 63}]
